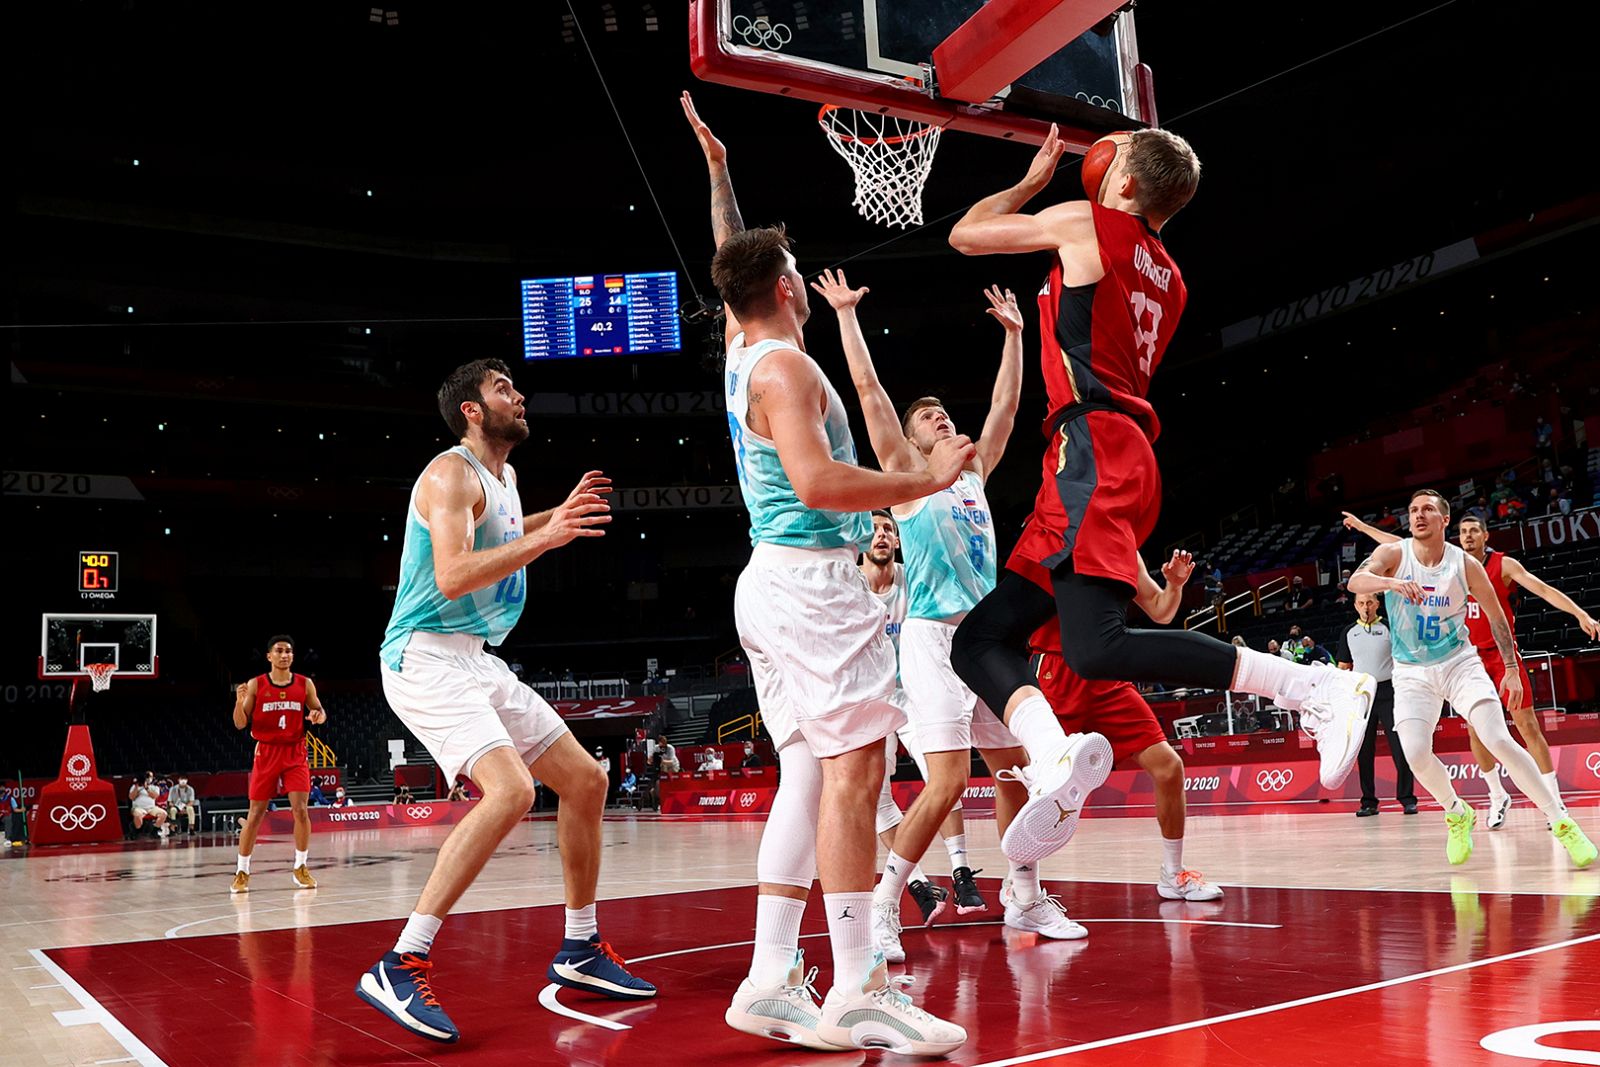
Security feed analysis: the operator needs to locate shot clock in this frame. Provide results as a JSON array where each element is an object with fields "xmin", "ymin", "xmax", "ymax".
[{"xmin": 78, "ymin": 551, "xmax": 119, "ymax": 599}]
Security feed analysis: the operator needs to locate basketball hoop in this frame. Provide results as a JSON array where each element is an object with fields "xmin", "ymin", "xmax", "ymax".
[
  {"xmin": 83, "ymin": 663, "xmax": 116, "ymax": 692},
  {"xmin": 818, "ymin": 104, "xmax": 943, "ymax": 229}
]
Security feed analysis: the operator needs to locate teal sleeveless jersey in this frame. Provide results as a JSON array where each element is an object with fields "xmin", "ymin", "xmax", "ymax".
[
  {"xmin": 899, "ymin": 470, "xmax": 996, "ymax": 620},
  {"xmin": 724, "ymin": 335, "xmax": 871, "ymax": 550},
  {"xmin": 381, "ymin": 446, "xmax": 527, "ymax": 670},
  {"xmin": 1384, "ymin": 539, "xmax": 1469, "ymax": 666}
]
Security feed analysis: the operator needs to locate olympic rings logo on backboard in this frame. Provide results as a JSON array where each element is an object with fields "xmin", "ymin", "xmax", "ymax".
[
  {"xmin": 1256, "ymin": 768, "xmax": 1295, "ymax": 793},
  {"xmin": 50, "ymin": 804, "xmax": 107, "ymax": 831},
  {"xmin": 1585, "ymin": 751, "xmax": 1600, "ymax": 780},
  {"xmin": 405, "ymin": 806, "xmax": 433, "ymax": 819},
  {"xmin": 732, "ymin": 14, "xmax": 792, "ymax": 51}
]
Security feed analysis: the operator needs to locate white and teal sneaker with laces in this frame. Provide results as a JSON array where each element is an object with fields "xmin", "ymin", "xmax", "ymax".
[
  {"xmin": 725, "ymin": 950, "xmax": 844, "ymax": 1051},
  {"xmin": 816, "ymin": 953, "xmax": 966, "ymax": 1056}
]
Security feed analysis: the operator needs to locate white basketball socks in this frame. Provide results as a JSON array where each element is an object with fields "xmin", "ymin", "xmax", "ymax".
[
  {"xmin": 1162, "ymin": 838, "xmax": 1184, "ymax": 876},
  {"xmin": 236, "ymin": 853, "xmax": 250, "ymax": 874},
  {"xmin": 823, "ymin": 892, "xmax": 875, "ymax": 989},
  {"xmin": 564, "ymin": 904, "xmax": 598, "ymax": 941},
  {"xmin": 945, "ymin": 834, "xmax": 969, "ymax": 873},
  {"xmin": 1232, "ymin": 648, "xmax": 1318, "ymax": 711},
  {"xmin": 1007, "ymin": 695, "xmax": 1068, "ymax": 757},
  {"xmin": 1008, "ymin": 860, "xmax": 1042, "ymax": 904},
  {"xmin": 874, "ymin": 850, "xmax": 914, "ymax": 903},
  {"xmin": 394, "ymin": 912, "xmax": 442, "ymax": 956},
  {"xmin": 1484, "ymin": 769, "xmax": 1509, "ymax": 802},
  {"xmin": 293, "ymin": 849, "xmax": 308, "ymax": 869},
  {"xmin": 749, "ymin": 894, "xmax": 806, "ymax": 988}
]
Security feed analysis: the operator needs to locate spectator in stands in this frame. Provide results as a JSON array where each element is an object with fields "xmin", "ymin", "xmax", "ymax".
[
  {"xmin": 1299, "ymin": 635, "xmax": 1333, "ymax": 665},
  {"xmin": 1491, "ymin": 477, "xmax": 1526, "ymax": 520},
  {"xmin": 129, "ymin": 773, "xmax": 169, "ymax": 838},
  {"xmin": 330, "ymin": 787, "xmax": 352, "ymax": 808},
  {"xmin": 619, "ymin": 770, "xmax": 639, "ymax": 805},
  {"xmin": 395, "ymin": 785, "xmax": 415, "ymax": 805},
  {"xmin": 1203, "ymin": 566, "xmax": 1224, "ymax": 608},
  {"xmin": 1331, "ymin": 569, "xmax": 1354, "ymax": 607},
  {"xmin": 2, "ymin": 785, "xmax": 25, "ymax": 846},
  {"xmin": 659, "ymin": 742, "xmax": 681, "ymax": 775},
  {"xmin": 704, "ymin": 748, "xmax": 725, "ymax": 772},
  {"xmin": 308, "ymin": 781, "xmax": 328, "ymax": 806},
  {"xmin": 1267, "ymin": 639, "xmax": 1282, "ymax": 657},
  {"xmin": 1534, "ymin": 415, "xmax": 1554, "ymax": 461},
  {"xmin": 594, "ymin": 747, "xmax": 611, "ymax": 777},
  {"xmin": 1467, "ymin": 496, "xmax": 1492, "ymax": 523},
  {"xmin": 740, "ymin": 741, "xmax": 764, "ymax": 770},
  {"xmin": 448, "ymin": 781, "xmax": 470, "ymax": 802},
  {"xmin": 167, "ymin": 776, "xmax": 199, "ymax": 835},
  {"xmin": 1286, "ymin": 575, "xmax": 1313, "ymax": 611}
]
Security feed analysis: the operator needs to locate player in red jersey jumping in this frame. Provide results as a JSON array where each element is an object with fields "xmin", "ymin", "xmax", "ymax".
[
  {"xmin": 231, "ymin": 634, "xmax": 327, "ymax": 893},
  {"xmin": 947, "ymin": 127, "xmax": 1375, "ymax": 863},
  {"xmin": 1345, "ymin": 510, "xmax": 1598, "ymax": 828},
  {"xmin": 1027, "ymin": 549, "xmax": 1222, "ymax": 901}
]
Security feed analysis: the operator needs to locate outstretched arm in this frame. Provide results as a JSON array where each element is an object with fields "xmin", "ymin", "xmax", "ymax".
[
  {"xmin": 1133, "ymin": 550, "xmax": 1193, "ymax": 625},
  {"xmin": 808, "ymin": 269, "xmax": 920, "ymax": 473},
  {"xmin": 756, "ymin": 349, "xmax": 972, "ymax": 510},
  {"xmin": 973, "ymin": 285, "xmax": 1024, "ymax": 478},
  {"xmin": 1465, "ymin": 554, "xmax": 1524, "ymax": 711},
  {"xmin": 1341, "ymin": 511, "xmax": 1400, "ymax": 545},
  {"xmin": 949, "ymin": 125, "xmax": 1069, "ymax": 254},
  {"xmin": 681, "ymin": 91, "xmax": 743, "ymax": 250},
  {"xmin": 1503, "ymin": 557, "xmax": 1600, "ymax": 641}
]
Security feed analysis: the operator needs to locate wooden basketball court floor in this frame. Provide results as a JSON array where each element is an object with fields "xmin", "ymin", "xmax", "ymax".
[{"xmin": 5, "ymin": 796, "xmax": 1598, "ymax": 1067}]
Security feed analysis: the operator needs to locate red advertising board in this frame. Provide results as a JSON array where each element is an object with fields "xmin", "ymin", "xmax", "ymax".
[{"xmin": 261, "ymin": 799, "xmax": 478, "ymax": 834}]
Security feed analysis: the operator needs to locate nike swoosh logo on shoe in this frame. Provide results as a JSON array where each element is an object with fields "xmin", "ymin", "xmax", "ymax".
[
  {"xmin": 377, "ymin": 966, "xmax": 413, "ymax": 1013},
  {"xmin": 551, "ymin": 961, "xmax": 650, "ymax": 997}
]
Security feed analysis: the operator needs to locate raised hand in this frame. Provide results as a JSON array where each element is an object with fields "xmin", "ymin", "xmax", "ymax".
[
  {"xmin": 925, "ymin": 434, "xmax": 976, "ymax": 490},
  {"xmin": 1341, "ymin": 511, "xmax": 1361, "ymax": 530},
  {"xmin": 984, "ymin": 285, "xmax": 1023, "ymax": 332},
  {"xmin": 809, "ymin": 268, "xmax": 870, "ymax": 312},
  {"xmin": 1162, "ymin": 549, "xmax": 1195, "ymax": 587},
  {"xmin": 680, "ymin": 90, "xmax": 727, "ymax": 165},
  {"xmin": 1021, "ymin": 123, "xmax": 1065, "ymax": 192},
  {"xmin": 544, "ymin": 471, "xmax": 613, "ymax": 548}
]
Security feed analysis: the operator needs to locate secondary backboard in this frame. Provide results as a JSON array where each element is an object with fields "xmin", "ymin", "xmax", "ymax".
[
  {"xmin": 691, "ymin": 0, "xmax": 1155, "ymax": 148},
  {"xmin": 40, "ymin": 613, "xmax": 159, "ymax": 679}
]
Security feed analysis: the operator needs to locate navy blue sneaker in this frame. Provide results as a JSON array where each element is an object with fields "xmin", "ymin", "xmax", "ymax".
[
  {"xmin": 356, "ymin": 951, "xmax": 460, "ymax": 1043},
  {"xmin": 546, "ymin": 935, "xmax": 656, "ymax": 999}
]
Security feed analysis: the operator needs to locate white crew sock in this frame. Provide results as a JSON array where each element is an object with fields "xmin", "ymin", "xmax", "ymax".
[
  {"xmin": 564, "ymin": 904, "xmax": 598, "ymax": 941},
  {"xmin": 1231, "ymin": 648, "xmax": 1319, "ymax": 712},
  {"xmin": 1008, "ymin": 695, "xmax": 1068, "ymax": 758},
  {"xmin": 749, "ymin": 894, "xmax": 806, "ymax": 988},
  {"xmin": 945, "ymin": 834, "xmax": 969, "ymax": 872},
  {"xmin": 907, "ymin": 863, "xmax": 930, "ymax": 886},
  {"xmin": 874, "ymin": 850, "xmax": 914, "ymax": 904},
  {"xmin": 1161, "ymin": 838, "xmax": 1184, "ymax": 876},
  {"xmin": 1484, "ymin": 769, "xmax": 1509, "ymax": 801},
  {"xmin": 823, "ymin": 892, "xmax": 875, "ymax": 989},
  {"xmin": 1008, "ymin": 860, "xmax": 1042, "ymax": 904},
  {"xmin": 293, "ymin": 849, "xmax": 308, "ymax": 869},
  {"xmin": 394, "ymin": 912, "xmax": 443, "ymax": 956},
  {"xmin": 1544, "ymin": 771, "xmax": 1565, "ymax": 812},
  {"xmin": 236, "ymin": 853, "xmax": 250, "ymax": 874}
]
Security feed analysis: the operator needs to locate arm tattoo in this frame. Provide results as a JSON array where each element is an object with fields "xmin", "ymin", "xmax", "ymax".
[
  {"xmin": 1353, "ymin": 554, "xmax": 1377, "ymax": 574},
  {"xmin": 710, "ymin": 167, "xmax": 745, "ymax": 246},
  {"xmin": 748, "ymin": 390, "xmax": 763, "ymax": 406},
  {"xmin": 1489, "ymin": 615, "xmax": 1517, "ymax": 666}
]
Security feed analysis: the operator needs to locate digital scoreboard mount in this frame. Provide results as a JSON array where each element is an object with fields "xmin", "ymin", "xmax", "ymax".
[{"xmin": 521, "ymin": 272, "xmax": 682, "ymax": 360}]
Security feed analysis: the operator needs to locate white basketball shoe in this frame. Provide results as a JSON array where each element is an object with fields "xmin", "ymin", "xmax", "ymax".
[
  {"xmin": 997, "ymin": 732, "xmax": 1113, "ymax": 865},
  {"xmin": 815, "ymin": 954, "xmax": 966, "ymax": 1056},
  {"xmin": 725, "ymin": 950, "xmax": 845, "ymax": 1051}
]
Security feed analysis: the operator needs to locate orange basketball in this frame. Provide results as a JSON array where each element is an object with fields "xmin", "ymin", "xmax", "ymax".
[{"xmin": 1082, "ymin": 134, "xmax": 1129, "ymax": 201}]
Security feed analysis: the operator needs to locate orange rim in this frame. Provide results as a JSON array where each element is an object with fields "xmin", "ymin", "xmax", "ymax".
[{"xmin": 817, "ymin": 103, "xmax": 941, "ymax": 146}]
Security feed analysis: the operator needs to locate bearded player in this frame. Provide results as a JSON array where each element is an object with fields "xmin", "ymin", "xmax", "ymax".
[
  {"xmin": 1344, "ymin": 509, "xmax": 1599, "ymax": 828},
  {"xmin": 231, "ymin": 634, "xmax": 325, "ymax": 893},
  {"xmin": 1028, "ymin": 551, "xmax": 1222, "ymax": 901},
  {"xmin": 947, "ymin": 126, "xmax": 1374, "ymax": 864}
]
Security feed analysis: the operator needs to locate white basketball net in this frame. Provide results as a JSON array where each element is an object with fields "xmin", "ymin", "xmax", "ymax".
[
  {"xmin": 84, "ymin": 663, "xmax": 116, "ymax": 692},
  {"xmin": 819, "ymin": 107, "xmax": 943, "ymax": 229}
]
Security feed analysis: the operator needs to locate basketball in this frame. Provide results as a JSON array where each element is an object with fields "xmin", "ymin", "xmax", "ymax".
[{"xmin": 1081, "ymin": 134, "xmax": 1126, "ymax": 201}]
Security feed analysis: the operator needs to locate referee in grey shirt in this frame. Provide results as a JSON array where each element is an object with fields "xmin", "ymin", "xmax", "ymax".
[{"xmin": 1336, "ymin": 592, "xmax": 1417, "ymax": 816}]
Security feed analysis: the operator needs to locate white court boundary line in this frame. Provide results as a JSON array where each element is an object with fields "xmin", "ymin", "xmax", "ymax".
[
  {"xmin": 536, "ymin": 916, "xmax": 1283, "ymax": 1031},
  {"xmin": 29, "ymin": 948, "xmax": 170, "ymax": 1067},
  {"xmin": 969, "ymin": 931, "xmax": 1600, "ymax": 1067}
]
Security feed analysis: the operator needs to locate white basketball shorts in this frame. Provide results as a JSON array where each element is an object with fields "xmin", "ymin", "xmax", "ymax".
[
  {"xmin": 381, "ymin": 631, "xmax": 569, "ymax": 784},
  {"xmin": 899, "ymin": 616, "xmax": 1020, "ymax": 753},
  {"xmin": 1391, "ymin": 643, "xmax": 1503, "ymax": 730},
  {"xmin": 736, "ymin": 543, "xmax": 903, "ymax": 758}
]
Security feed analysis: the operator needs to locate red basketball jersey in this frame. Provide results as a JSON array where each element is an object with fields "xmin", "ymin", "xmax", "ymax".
[
  {"xmin": 251, "ymin": 672, "xmax": 308, "ymax": 744},
  {"xmin": 1037, "ymin": 201, "xmax": 1187, "ymax": 444},
  {"xmin": 1464, "ymin": 548, "xmax": 1517, "ymax": 651}
]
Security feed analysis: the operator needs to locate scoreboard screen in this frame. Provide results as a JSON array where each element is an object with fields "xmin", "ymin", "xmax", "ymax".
[{"xmin": 520, "ymin": 272, "xmax": 682, "ymax": 360}]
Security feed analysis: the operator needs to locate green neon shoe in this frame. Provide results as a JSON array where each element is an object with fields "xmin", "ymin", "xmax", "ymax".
[
  {"xmin": 1552, "ymin": 817, "xmax": 1597, "ymax": 869},
  {"xmin": 1446, "ymin": 807, "xmax": 1476, "ymax": 866}
]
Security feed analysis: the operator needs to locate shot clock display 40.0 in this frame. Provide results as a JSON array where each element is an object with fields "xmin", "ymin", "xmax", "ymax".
[
  {"xmin": 520, "ymin": 272, "xmax": 682, "ymax": 360},
  {"xmin": 79, "ymin": 550, "xmax": 119, "ymax": 599}
]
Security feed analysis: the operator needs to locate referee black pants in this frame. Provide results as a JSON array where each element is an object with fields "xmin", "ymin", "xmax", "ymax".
[{"xmin": 1358, "ymin": 679, "xmax": 1415, "ymax": 806}]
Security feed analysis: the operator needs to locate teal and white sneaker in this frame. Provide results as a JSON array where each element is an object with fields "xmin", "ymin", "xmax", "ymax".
[
  {"xmin": 725, "ymin": 950, "xmax": 844, "ymax": 1051},
  {"xmin": 815, "ymin": 954, "xmax": 966, "ymax": 1056}
]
